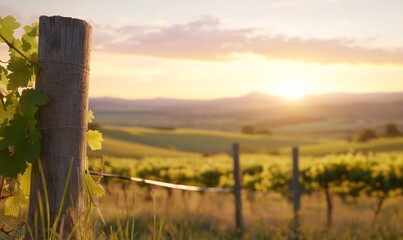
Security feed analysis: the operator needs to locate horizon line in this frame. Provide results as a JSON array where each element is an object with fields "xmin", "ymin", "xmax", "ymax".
[{"xmin": 89, "ymin": 90, "xmax": 403, "ymax": 101}]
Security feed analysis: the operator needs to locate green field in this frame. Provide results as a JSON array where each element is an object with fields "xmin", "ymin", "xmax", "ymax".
[
  {"xmin": 98, "ymin": 136, "xmax": 197, "ymax": 157},
  {"xmin": 99, "ymin": 125, "xmax": 403, "ymax": 157},
  {"xmin": 270, "ymin": 118, "xmax": 358, "ymax": 135},
  {"xmin": 294, "ymin": 137, "xmax": 403, "ymax": 155},
  {"xmin": 100, "ymin": 125, "xmax": 332, "ymax": 156}
]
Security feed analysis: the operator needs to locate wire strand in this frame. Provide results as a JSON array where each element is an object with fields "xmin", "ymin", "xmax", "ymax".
[
  {"xmin": 40, "ymin": 59, "xmax": 90, "ymax": 73},
  {"xmin": 38, "ymin": 126, "xmax": 88, "ymax": 130}
]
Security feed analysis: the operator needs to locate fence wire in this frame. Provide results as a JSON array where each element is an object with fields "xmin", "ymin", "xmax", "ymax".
[
  {"xmin": 88, "ymin": 171, "xmax": 307, "ymax": 196},
  {"xmin": 89, "ymin": 171, "xmax": 233, "ymax": 193}
]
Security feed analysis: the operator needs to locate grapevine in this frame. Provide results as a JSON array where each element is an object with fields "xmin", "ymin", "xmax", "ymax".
[{"xmin": 97, "ymin": 152, "xmax": 403, "ymax": 226}]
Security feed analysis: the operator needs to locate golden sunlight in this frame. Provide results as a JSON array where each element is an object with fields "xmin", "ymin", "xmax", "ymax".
[{"xmin": 270, "ymin": 77, "xmax": 307, "ymax": 99}]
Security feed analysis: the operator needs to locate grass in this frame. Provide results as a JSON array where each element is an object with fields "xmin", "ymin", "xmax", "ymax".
[
  {"xmin": 95, "ymin": 181, "xmax": 403, "ymax": 239},
  {"xmin": 1, "ymin": 181, "xmax": 402, "ymax": 239}
]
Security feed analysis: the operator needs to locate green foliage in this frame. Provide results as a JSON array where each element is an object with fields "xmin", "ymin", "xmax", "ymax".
[
  {"xmin": 354, "ymin": 128, "xmax": 378, "ymax": 142},
  {"xmin": 84, "ymin": 173, "xmax": 105, "ymax": 198},
  {"xmin": 4, "ymin": 189, "xmax": 28, "ymax": 217},
  {"xmin": 0, "ymin": 15, "xmax": 44, "ymax": 221},
  {"xmin": 7, "ymin": 57, "xmax": 32, "ymax": 89},
  {"xmin": 98, "ymin": 152, "xmax": 403, "ymax": 199},
  {"xmin": 383, "ymin": 123, "xmax": 401, "ymax": 138},
  {"xmin": 0, "ymin": 16, "xmax": 20, "ymax": 43},
  {"xmin": 240, "ymin": 125, "xmax": 255, "ymax": 134},
  {"xmin": 256, "ymin": 129, "xmax": 271, "ymax": 135},
  {"xmin": 0, "ymin": 16, "xmax": 46, "ymax": 178},
  {"xmin": 88, "ymin": 130, "xmax": 104, "ymax": 150}
]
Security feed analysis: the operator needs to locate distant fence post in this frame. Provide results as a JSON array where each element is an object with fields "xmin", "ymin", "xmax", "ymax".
[
  {"xmin": 291, "ymin": 146, "xmax": 301, "ymax": 234},
  {"xmin": 292, "ymin": 147, "xmax": 301, "ymax": 215},
  {"xmin": 232, "ymin": 143, "xmax": 243, "ymax": 236},
  {"xmin": 27, "ymin": 16, "xmax": 92, "ymax": 239}
]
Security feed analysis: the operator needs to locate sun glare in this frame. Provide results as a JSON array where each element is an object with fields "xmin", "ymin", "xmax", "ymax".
[{"xmin": 271, "ymin": 77, "xmax": 307, "ymax": 99}]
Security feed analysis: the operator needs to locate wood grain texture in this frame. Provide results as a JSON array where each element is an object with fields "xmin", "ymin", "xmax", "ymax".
[{"xmin": 27, "ymin": 16, "xmax": 92, "ymax": 239}]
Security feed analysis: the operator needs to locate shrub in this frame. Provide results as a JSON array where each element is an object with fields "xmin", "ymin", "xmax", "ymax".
[
  {"xmin": 354, "ymin": 128, "xmax": 378, "ymax": 142},
  {"xmin": 256, "ymin": 129, "xmax": 271, "ymax": 135},
  {"xmin": 383, "ymin": 123, "xmax": 402, "ymax": 137},
  {"xmin": 241, "ymin": 125, "xmax": 255, "ymax": 134}
]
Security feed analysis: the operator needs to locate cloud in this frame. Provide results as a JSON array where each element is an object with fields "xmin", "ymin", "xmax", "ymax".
[
  {"xmin": 272, "ymin": 0, "xmax": 347, "ymax": 7},
  {"xmin": 0, "ymin": 4, "xmax": 37, "ymax": 25},
  {"xmin": 0, "ymin": 5, "xmax": 20, "ymax": 19},
  {"xmin": 93, "ymin": 16, "xmax": 403, "ymax": 65}
]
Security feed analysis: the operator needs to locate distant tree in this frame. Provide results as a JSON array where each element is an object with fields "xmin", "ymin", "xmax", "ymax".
[
  {"xmin": 383, "ymin": 123, "xmax": 402, "ymax": 137},
  {"xmin": 241, "ymin": 125, "xmax": 255, "ymax": 134},
  {"xmin": 256, "ymin": 129, "xmax": 271, "ymax": 135},
  {"xmin": 354, "ymin": 128, "xmax": 378, "ymax": 142}
]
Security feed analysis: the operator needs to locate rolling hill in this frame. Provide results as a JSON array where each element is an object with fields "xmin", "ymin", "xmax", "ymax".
[
  {"xmin": 97, "ymin": 125, "xmax": 403, "ymax": 157},
  {"xmin": 90, "ymin": 91, "xmax": 403, "ymax": 138}
]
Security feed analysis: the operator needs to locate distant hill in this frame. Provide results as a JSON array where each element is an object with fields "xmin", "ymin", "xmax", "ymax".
[
  {"xmin": 90, "ymin": 91, "xmax": 403, "ymax": 110},
  {"xmin": 89, "ymin": 91, "xmax": 286, "ymax": 112},
  {"xmin": 89, "ymin": 91, "xmax": 403, "ymax": 137}
]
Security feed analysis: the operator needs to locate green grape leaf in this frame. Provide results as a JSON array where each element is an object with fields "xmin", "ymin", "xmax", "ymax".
[
  {"xmin": 23, "ymin": 23, "xmax": 38, "ymax": 38},
  {"xmin": 18, "ymin": 163, "xmax": 32, "ymax": 195},
  {"xmin": 5, "ymin": 92, "xmax": 17, "ymax": 107},
  {"xmin": 0, "ymin": 16, "xmax": 41, "ymax": 179},
  {"xmin": 88, "ymin": 109, "xmax": 94, "ymax": 123},
  {"xmin": 0, "ymin": 114, "xmax": 30, "ymax": 177},
  {"xmin": 85, "ymin": 173, "xmax": 105, "ymax": 197},
  {"xmin": 15, "ymin": 120, "xmax": 41, "ymax": 161},
  {"xmin": 87, "ymin": 130, "xmax": 103, "ymax": 151},
  {"xmin": 8, "ymin": 38, "xmax": 23, "ymax": 58},
  {"xmin": 0, "ymin": 114, "xmax": 26, "ymax": 149},
  {"xmin": 19, "ymin": 88, "xmax": 49, "ymax": 118},
  {"xmin": 7, "ymin": 57, "xmax": 31, "ymax": 89},
  {"xmin": 21, "ymin": 38, "xmax": 32, "ymax": 53},
  {"xmin": 4, "ymin": 189, "xmax": 29, "ymax": 217},
  {"xmin": 22, "ymin": 23, "xmax": 38, "ymax": 53},
  {"xmin": 0, "ymin": 149, "xmax": 21, "ymax": 178},
  {"xmin": 0, "ymin": 15, "xmax": 20, "ymax": 43},
  {"xmin": 31, "ymin": 52, "xmax": 38, "ymax": 65},
  {"xmin": 0, "ymin": 103, "xmax": 16, "ymax": 125},
  {"xmin": 0, "ymin": 65, "xmax": 7, "ymax": 73},
  {"xmin": 0, "ymin": 73, "xmax": 8, "ymax": 96}
]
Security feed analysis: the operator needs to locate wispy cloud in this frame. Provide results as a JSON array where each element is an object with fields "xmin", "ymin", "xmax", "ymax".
[
  {"xmin": 66, "ymin": 16, "xmax": 402, "ymax": 65},
  {"xmin": 272, "ymin": 0, "xmax": 347, "ymax": 7}
]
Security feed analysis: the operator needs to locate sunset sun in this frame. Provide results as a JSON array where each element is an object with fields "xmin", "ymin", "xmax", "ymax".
[{"xmin": 270, "ymin": 77, "xmax": 307, "ymax": 99}]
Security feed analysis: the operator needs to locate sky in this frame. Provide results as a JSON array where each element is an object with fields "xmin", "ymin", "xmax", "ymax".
[{"xmin": 1, "ymin": 0, "xmax": 403, "ymax": 99}]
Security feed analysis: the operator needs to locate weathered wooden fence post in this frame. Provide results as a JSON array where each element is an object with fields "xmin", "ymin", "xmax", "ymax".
[
  {"xmin": 232, "ymin": 143, "xmax": 243, "ymax": 236},
  {"xmin": 291, "ymin": 146, "xmax": 301, "ymax": 236},
  {"xmin": 292, "ymin": 147, "xmax": 301, "ymax": 216},
  {"xmin": 27, "ymin": 16, "xmax": 91, "ymax": 239}
]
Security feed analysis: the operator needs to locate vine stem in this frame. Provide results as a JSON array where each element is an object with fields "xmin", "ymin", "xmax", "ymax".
[
  {"xmin": 0, "ymin": 224, "xmax": 15, "ymax": 237},
  {"xmin": 0, "ymin": 177, "xmax": 14, "ymax": 200},
  {"xmin": 0, "ymin": 34, "xmax": 37, "ymax": 66},
  {"xmin": 0, "ymin": 176, "xmax": 4, "ymax": 199},
  {"xmin": 0, "ymin": 93, "xmax": 5, "ymax": 105},
  {"xmin": 372, "ymin": 196, "xmax": 386, "ymax": 227}
]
